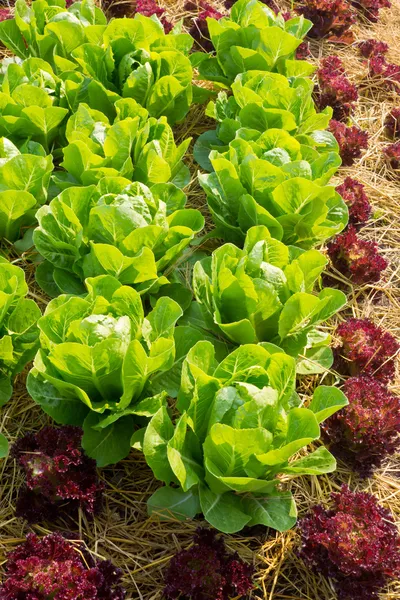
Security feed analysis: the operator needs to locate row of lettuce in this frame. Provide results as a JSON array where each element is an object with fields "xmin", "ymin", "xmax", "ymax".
[{"xmin": 0, "ymin": 0, "xmax": 387, "ymax": 539}]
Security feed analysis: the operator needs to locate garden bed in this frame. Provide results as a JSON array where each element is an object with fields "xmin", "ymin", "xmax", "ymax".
[{"xmin": 0, "ymin": 0, "xmax": 399, "ymax": 598}]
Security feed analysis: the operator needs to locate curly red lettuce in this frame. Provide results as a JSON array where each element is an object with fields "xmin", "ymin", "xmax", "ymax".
[
  {"xmin": 12, "ymin": 426, "xmax": 104, "ymax": 523},
  {"xmin": 329, "ymin": 120, "xmax": 369, "ymax": 166},
  {"xmin": 336, "ymin": 177, "xmax": 372, "ymax": 227},
  {"xmin": 327, "ymin": 226, "xmax": 387, "ymax": 284},
  {"xmin": 299, "ymin": 486, "xmax": 400, "ymax": 600},
  {"xmin": 358, "ymin": 38, "xmax": 388, "ymax": 58},
  {"xmin": 358, "ymin": 41, "xmax": 400, "ymax": 94},
  {"xmin": 383, "ymin": 141, "xmax": 400, "ymax": 168},
  {"xmin": 316, "ymin": 56, "xmax": 358, "ymax": 121},
  {"xmin": 335, "ymin": 318, "xmax": 399, "ymax": 382},
  {"xmin": 164, "ymin": 528, "xmax": 253, "ymax": 600},
  {"xmin": 385, "ymin": 108, "xmax": 400, "ymax": 139},
  {"xmin": 0, "ymin": 532, "xmax": 125, "ymax": 600},
  {"xmin": 352, "ymin": 0, "xmax": 391, "ymax": 23},
  {"xmin": 367, "ymin": 55, "xmax": 400, "ymax": 94},
  {"xmin": 296, "ymin": 0, "xmax": 356, "ymax": 40},
  {"xmin": 323, "ymin": 376, "xmax": 400, "ymax": 476}
]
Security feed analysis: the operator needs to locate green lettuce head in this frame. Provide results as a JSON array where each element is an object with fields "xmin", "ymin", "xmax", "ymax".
[
  {"xmin": 54, "ymin": 102, "xmax": 192, "ymax": 190},
  {"xmin": 198, "ymin": 0, "xmax": 313, "ymax": 86},
  {"xmin": 34, "ymin": 177, "xmax": 203, "ymax": 297},
  {"xmin": 27, "ymin": 274, "xmax": 183, "ymax": 465},
  {"xmin": 192, "ymin": 225, "xmax": 346, "ymax": 373},
  {"xmin": 194, "ymin": 71, "xmax": 339, "ymax": 171},
  {"xmin": 143, "ymin": 341, "xmax": 348, "ymax": 533},
  {"xmin": 198, "ymin": 138, "xmax": 347, "ymax": 247}
]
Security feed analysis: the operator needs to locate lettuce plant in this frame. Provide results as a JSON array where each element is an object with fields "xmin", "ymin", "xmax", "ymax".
[
  {"xmin": 316, "ymin": 56, "xmax": 358, "ymax": 121},
  {"xmin": 367, "ymin": 55, "xmax": 400, "ymax": 94},
  {"xmin": 295, "ymin": 0, "xmax": 356, "ymax": 40},
  {"xmin": 12, "ymin": 425, "xmax": 104, "ymax": 523},
  {"xmin": 335, "ymin": 318, "xmax": 399, "ymax": 383},
  {"xmin": 318, "ymin": 55, "xmax": 345, "ymax": 77},
  {"xmin": 323, "ymin": 376, "xmax": 400, "ymax": 476},
  {"xmin": 383, "ymin": 141, "xmax": 400, "ymax": 169},
  {"xmin": 327, "ymin": 226, "xmax": 388, "ymax": 284},
  {"xmin": 72, "ymin": 32, "xmax": 194, "ymax": 126},
  {"xmin": 54, "ymin": 101, "xmax": 192, "ymax": 190},
  {"xmin": 27, "ymin": 274, "xmax": 183, "ymax": 465},
  {"xmin": 136, "ymin": 0, "xmax": 165, "ymax": 18},
  {"xmin": 329, "ymin": 120, "xmax": 368, "ymax": 166},
  {"xmin": 299, "ymin": 486, "xmax": 400, "ymax": 600},
  {"xmin": 385, "ymin": 107, "xmax": 400, "ymax": 138},
  {"xmin": 33, "ymin": 176, "xmax": 203, "ymax": 297},
  {"xmin": 0, "ymin": 259, "xmax": 41, "ymax": 405},
  {"xmin": 198, "ymin": 139, "xmax": 347, "ymax": 247},
  {"xmin": 0, "ymin": 138, "xmax": 53, "ymax": 242},
  {"xmin": 194, "ymin": 69, "xmax": 334, "ymax": 167},
  {"xmin": 197, "ymin": 0, "xmax": 312, "ymax": 86},
  {"xmin": 142, "ymin": 341, "xmax": 347, "ymax": 533},
  {"xmin": 0, "ymin": 532, "xmax": 126, "ymax": 600},
  {"xmin": 352, "ymin": 0, "xmax": 391, "ymax": 23},
  {"xmin": 0, "ymin": 0, "xmax": 195, "ymax": 126},
  {"xmin": 191, "ymin": 226, "xmax": 346, "ymax": 372},
  {"xmin": 164, "ymin": 528, "xmax": 253, "ymax": 600},
  {"xmin": 336, "ymin": 177, "xmax": 372, "ymax": 227},
  {"xmin": 358, "ymin": 39, "xmax": 388, "ymax": 58}
]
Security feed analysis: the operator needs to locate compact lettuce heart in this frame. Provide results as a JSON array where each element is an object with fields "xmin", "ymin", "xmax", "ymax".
[
  {"xmin": 0, "ymin": 137, "xmax": 53, "ymax": 243},
  {"xmin": 142, "ymin": 341, "xmax": 348, "ymax": 533},
  {"xmin": 72, "ymin": 38, "xmax": 194, "ymax": 126},
  {"xmin": 0, "ymin": 258, "xmax": 41, "ymax": 405},
  {"xmin": 198, "ymin": 135, "xmax": 348, "ymax": 246},
  {"xmin": 191, "ymin": 226, "xmax": 346, "ymax": 373},
  {"xmin": 33, "ymin": 176, "xmax": 204, "ymax": 297},
  {"xmin": 54, "ymin": 101, "xmax": 192, "ymax": 190},
  {"xmin": 198, "ymin": 0, "xmax": 313, "ymax": 86},
  {"xmin": 0, "ymin": 0, "xmax": 195, "ymax": 125},
  {"xmin": 27, "ymin": 274, "xmax": 183, "ymax": 466}
]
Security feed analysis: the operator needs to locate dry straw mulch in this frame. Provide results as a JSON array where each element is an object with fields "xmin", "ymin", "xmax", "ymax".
[{"xmin": 1, "ymin": 1, "xmax": 400, "ymax": 599}]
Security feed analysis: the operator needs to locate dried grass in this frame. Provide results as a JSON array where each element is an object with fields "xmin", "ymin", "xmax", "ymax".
[{"xmin": 0, "ymin": 1, "xmax": 400, "ymax": 599}]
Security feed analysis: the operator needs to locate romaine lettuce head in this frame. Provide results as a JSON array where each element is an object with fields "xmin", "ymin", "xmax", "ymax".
[
  {"xmin": 191, "ymin": 225, "xmax": 346, "ymax": 372},
  {"xmin": 143, "ymin": 341, "xmax": 348, "ymax": 533},
  {"xmin": 198, "ymin": 134, "xmax": 347, "ymax": 247},
  {"xmin": 0, "ymin": 258, "xmax": 41, "ymax": 405},
  {"xmin": 53, "ymin": 102, "xmax": 192, "ymax": 190},
  {"xmin": 194, "ymin": 71, "xmax": 338, "ymax": 172},
  {"xmin": 33, "ymin": 177, "xmax": 204, "ymax": 297},
  {"xmin": 27, "ymin": 274, "xmax": 183, "ymax": 465},
  {"xmin": 198, "ymin": 0, "xmax": 313, "ymax": 85}
]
